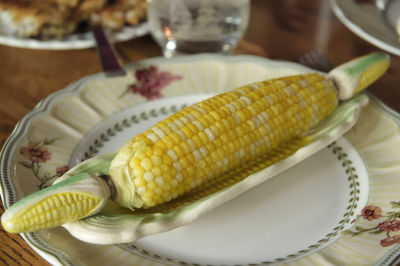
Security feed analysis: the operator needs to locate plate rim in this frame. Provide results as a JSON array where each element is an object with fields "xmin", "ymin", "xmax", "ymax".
[
  {"xmin": 0, "ymin": 22, "xmax": 149, "ymax": 50},
  {"xmin": 1, "ymin": 54, "xmax": 400, "ymax": 265},
  {"xmin": 330, "ymin": 0, "xmax": 400, "ymax": 56}
]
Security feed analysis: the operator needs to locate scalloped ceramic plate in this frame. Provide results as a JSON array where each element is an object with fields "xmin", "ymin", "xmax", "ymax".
[
  {"xmin": 0, "ymin": 22, "xmax": 149, "ymax": 50},
  {"xmin": 330, "ymin": 0, "xmax": 400, "ymax": 56},
  {"xmin": 1, "ymin": 54, "xmax": 400, "ymax": 265}
]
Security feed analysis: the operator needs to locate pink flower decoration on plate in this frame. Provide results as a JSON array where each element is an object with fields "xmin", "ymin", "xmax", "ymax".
[
  {"xmin": 380, "ymin": 235, "xmax": 400, "ymax": 247},
  {"xmin": 344, "ymin": 203, "xmax": 400, "ymax": 247},
  {"xmin": 361, "ymin": 205, "xmax": 382, "ymax": 221},
  {"xmin": 378, "ymin": 220, "xmax": 400, "ymax": 232},
  {"xmin": 56, "ymin": 165, "xmax": 69, "ymax": 176},
  {"xmin": 129, "ymin": 65, "xmax": 183, "ymax": 100},
  {"xmin": 20, "ymin": 144, "xmax": 51, "ymax": 163}
]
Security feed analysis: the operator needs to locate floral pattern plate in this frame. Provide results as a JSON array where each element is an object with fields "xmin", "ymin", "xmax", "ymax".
[
  {"xmin": 1, "ymin": 54, "xmax": 400, "ymax": 265},
  {"xmin": 330, "ymin": 0, "xmax": 400, "ymax": 56},
  {"xmin": 0, "ymin": 23, "xmax": 149, "ymax": 50}
]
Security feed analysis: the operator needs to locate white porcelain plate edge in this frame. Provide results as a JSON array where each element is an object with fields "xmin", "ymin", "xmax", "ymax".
[
  {"xmin": 0, "ymin": 23, "xmax": 149, "ymax": 50},
  {"xmin": 330, "ymin": 0, "xmax": 400, "ymax": 56}
]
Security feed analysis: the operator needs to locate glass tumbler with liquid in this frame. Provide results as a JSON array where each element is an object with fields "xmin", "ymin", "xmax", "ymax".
[{"xmin": 147, "ymin": 0, "xmax": 250, "ymax": 57}]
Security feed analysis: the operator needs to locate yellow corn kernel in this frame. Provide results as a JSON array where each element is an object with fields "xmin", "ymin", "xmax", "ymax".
[{"xmin": 119, "ymin": 73, "xmax": 338, "ymax": 209}]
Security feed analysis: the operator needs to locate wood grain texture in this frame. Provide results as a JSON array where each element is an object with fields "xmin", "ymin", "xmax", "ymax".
[
  {"xmin": 0, "ymin": 0, "xmax": 399, "ymax": 265},
  {"xmin": 0, "ymin": 204, "xmax": 48, "ymax": 265}
]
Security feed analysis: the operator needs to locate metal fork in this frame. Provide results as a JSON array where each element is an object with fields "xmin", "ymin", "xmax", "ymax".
[{"xmin": 299, "ymin": 50, "xmax": 333, "ymax": 72}]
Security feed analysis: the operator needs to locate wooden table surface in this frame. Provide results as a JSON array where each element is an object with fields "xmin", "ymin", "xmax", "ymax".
[{"xmin": 1, "ymin": 0, "xmax": 400, "ymax": 265}]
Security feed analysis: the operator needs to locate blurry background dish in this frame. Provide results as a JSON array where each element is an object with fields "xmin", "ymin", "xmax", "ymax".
[
  {"xmin": 0, "ymin": 0, "xmax": 149, "ymax": 49},
  {"xmin": 330, "ymin": 0, "xmax": 400, "ymax": 56}
]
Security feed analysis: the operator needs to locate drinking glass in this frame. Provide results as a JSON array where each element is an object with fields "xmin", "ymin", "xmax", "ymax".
[{"xmin": 147, "ymin": 0, "xmax": 250, "ymax": 57}]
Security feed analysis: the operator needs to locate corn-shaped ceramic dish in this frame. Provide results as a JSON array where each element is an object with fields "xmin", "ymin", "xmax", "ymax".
[{"xmin": 1, "ymin": 53, "xmax": 390, "ymax": 244}]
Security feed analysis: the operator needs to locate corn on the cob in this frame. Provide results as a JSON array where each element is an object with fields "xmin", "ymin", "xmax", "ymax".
[
  {"xmin": 1, "ymin": 53, "xmax": 390, "ymax": 235},
  {"xmin": 109, "ymin": 73, "xmax": 338, "ymax": 209}
]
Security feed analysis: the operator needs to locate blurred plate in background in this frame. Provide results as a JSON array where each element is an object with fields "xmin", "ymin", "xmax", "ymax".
[
  {"xmin": 0, "ymin": 23, "xmax": 149, "ymax": 50},
  {"xmin": 331, "ymin": 0, "xmax": 400, "ymax": 55}
]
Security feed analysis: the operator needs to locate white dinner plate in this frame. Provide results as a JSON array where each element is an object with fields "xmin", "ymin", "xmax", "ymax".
[
  {"xmin": 0, "ymin": 23, "xmax": 149, "ymax": 50},
  {"xmin": 1, "ymin": 54, "xmax": 400, "ymax": 265},
  {"xmin": 331, "ymin": 0, "xmax": 400, "ymax": 56}
]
